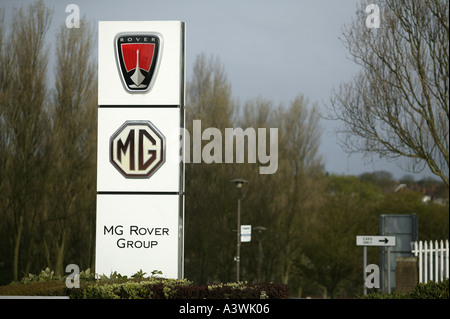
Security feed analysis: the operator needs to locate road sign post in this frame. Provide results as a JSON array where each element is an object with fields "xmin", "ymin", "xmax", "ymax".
[{"xmin": 356, "ymin": 235, "xmax": 396, "ymax": 294}]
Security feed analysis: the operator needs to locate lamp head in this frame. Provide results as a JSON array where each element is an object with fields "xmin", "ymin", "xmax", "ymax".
[{"xmin": 230, "ymin": 178, "xmax": 248, "ymax": 189}]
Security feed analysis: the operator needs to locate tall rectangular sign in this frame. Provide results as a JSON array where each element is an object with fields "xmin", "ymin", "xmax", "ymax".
[
  {"xmin": 96, "ymin": 21, "xmax": 185, "ymax": 279},
  {"xmin": 379, "ymin": 214, "xmax": 418, "ymax": 293}
]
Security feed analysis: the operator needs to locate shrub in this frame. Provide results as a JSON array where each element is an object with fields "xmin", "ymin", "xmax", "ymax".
[
  {"xmin": 409, "ymin": 279, "xmax": 449, "ymax": 299},
  {"xmin": 0, "ymin": 281, "xmax": 68, "ymax": 296},
  {"xmin": 69, "ymin": 279, "xmax": 289, "ymax": 299},
  {"xmin": 19, "ymin": 267, "xmax": 61, "ymax": 284},
  {"xmin": 0, "ymin": 268, "xmax": 289, "ymax": 299},
  {"xmin": 357, "ymin": 279, "xmax": 449, "ymax": 299}
]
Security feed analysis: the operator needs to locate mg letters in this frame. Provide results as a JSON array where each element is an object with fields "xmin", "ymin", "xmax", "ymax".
[{"xmin": 109, "ymin": 120, "xmax": 165, "ymax": 178}]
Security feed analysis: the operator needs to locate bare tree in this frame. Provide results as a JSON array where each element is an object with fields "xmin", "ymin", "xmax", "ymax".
[
  {"xmin": 269, "ymin": 96, "xmax": 324, "ymax": 286},
  {"xmin": 0, "ymin": 1, "xmax": 52, "ymax": 281},
  {"xmin": 0, "ymin": 1, "xmax": 97, "ymax": 281},
  {"xmin": 0, "ymin": 8, "xmax": 7, "ymax": 233},
  {"xmin": 184, "ymin": 54, "xmax": 237, "ymax": 283},
  {"xmin": 300, "ymin": 175, "xmax": 382, "ymax": 298},
  {"xmin": 184, "ymin": 54, "xmax": 325, "ymax": 289},
  {"xmin": 327, "ymin": 0, "xmax": 449, "ymax": 187},
  {"xmin": 43, "ymin": 19, "xmax": 96, "ymax": 276}
]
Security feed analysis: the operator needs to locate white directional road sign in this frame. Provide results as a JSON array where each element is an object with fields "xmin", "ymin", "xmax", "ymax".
[
  {"xmin": 241, "ymin": 225, "xmax": 251, "ymax": 242},
  {"xmin": 356, "ymin": 235, "xmax": 396, "ymax": 247}
]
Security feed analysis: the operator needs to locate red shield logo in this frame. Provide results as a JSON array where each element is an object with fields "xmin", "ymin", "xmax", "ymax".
[{"xmin": 115, "ymin": 34, "xmax": 161, "ymax": 92}]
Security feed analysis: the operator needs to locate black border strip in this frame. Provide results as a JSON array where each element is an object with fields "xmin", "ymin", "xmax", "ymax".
[
  {"xmin": 97, "ymin": 191, "xmax": 181, "ymax": 195},
  {"xmin": 99, "ymin": 105, "xmax": 181, "ymax": 108}
]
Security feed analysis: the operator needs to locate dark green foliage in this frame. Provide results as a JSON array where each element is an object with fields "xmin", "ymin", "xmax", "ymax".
[
  {"xmin": 0, "ymin": 269, "xmax": 289, "ymax": 299},
  {"xmin": 0, "ymin": 279, "xmax": 289, "ymax": 299},
  {"xmin": 0, "ymin": 281, "xmax": 68, "ymax": 297},
  {"xmin": 409, "ymin": 280, "xmax": 449, "ymax": 299},
  {"xmin": 357, "ymin": 279, "xmax": 449, "ymax": 299}
]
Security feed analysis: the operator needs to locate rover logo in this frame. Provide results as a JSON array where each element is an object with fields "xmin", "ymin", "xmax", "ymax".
[
  {"xmin": 110, "ymin": 121, "xmax": 165, "ymax": 178},
  {"xmin": 115, "ymin": 34, "xmax": 161, "ymax": 92}
]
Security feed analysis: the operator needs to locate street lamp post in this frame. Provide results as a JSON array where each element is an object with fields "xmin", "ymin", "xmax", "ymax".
[
  {"xmin": 230, "ymin": 178, "xmax": 248, "ymax": 282},
  {"xmin": 254, "ymin": 226, "xmax": 266, "ymax": 282}
]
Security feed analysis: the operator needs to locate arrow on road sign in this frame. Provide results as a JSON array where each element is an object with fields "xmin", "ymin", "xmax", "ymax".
[{"xmin": 356, "ymin": 235, "xmax": 396, "ymax": 247}]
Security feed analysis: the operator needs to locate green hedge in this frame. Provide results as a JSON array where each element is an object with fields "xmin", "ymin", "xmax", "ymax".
[
  {"xmin": 357, "ymin": 279, "xmax": 449, "ymax": 299},
  {"xmin": 0, "ymin": 269, "xmax": 289, "ymax": 299},
  {"xmin": 69, "ymin": 280, "xmax": 288, "ymax": 299},
  {"xmin": 0, "ymin": 281, "xmax": 68, "ymax": 297}
]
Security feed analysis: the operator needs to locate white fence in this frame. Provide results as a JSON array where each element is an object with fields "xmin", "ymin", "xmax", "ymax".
[{"xmin": 411, "ymin": 240, "xmax": 449, "ymax": 283}]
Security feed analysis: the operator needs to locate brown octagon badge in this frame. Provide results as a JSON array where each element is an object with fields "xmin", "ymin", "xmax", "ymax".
[{"xmin": 110, "ymin": 120, "xmax": 165, "ymax": 178}]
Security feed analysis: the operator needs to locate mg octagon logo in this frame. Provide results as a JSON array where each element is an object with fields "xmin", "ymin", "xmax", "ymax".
[{"xmin": 110, "ymin": 121, "xmax": 165, "ymax": 178}]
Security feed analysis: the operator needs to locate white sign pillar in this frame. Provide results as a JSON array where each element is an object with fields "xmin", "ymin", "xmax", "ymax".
[{"xmin": 96, "ymin": 21, "xmax": 185, "ymax": 279}]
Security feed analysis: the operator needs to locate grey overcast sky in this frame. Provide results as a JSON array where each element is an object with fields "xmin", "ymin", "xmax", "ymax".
[{"xmin": 2, "ymin": 0, "xmax": 437, "ymax": 180}]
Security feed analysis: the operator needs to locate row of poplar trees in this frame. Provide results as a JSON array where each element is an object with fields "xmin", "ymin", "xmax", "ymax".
[
  {"xmin": 0, "ymin": 2, "xmax": 97, "ymax": 284},
  {"xmin": 1, "ymin": 1, "xmax": 448, "ymax": 298}
]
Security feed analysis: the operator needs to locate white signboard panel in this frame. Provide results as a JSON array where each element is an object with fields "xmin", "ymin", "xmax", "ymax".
[
  {"xmin": 98, "ymin": 21, "xmax": 185, "ymax": 106},
  {"xmin": 356, "ymin": 235, "xmax": 396, "ymax": 247},
  {"xmin": 97, "ymin": 107, "xmax": 181, "ymax": 192},
  {"xmin": 95, "ymin": 194, "xmax": 182, "ymax": 278},
  {"xmin": 241, "ymin": 225, "xmax": 251, "ymax": 242}
]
